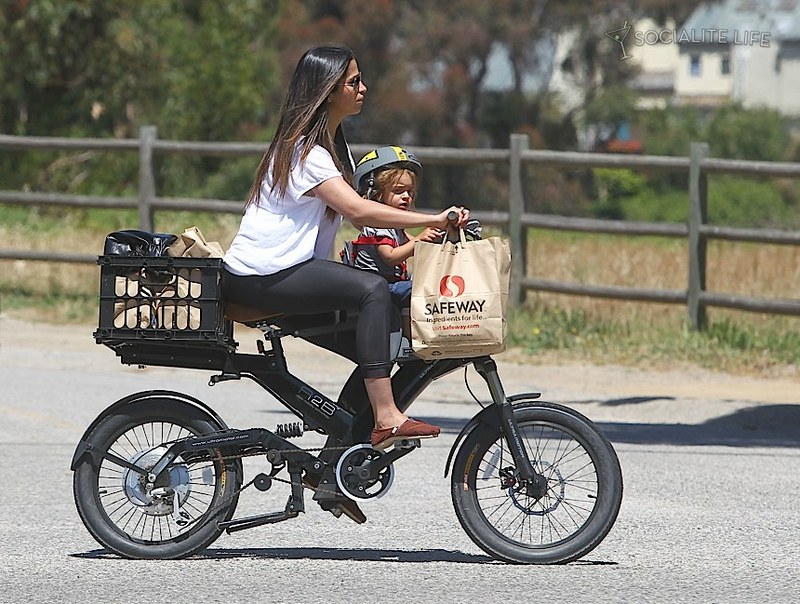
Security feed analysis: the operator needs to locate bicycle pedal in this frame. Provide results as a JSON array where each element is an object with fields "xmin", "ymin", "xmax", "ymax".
[
  {"xmin": 374, "ymin": 437, "xmax": 423, "ymax": 451},
  {"xmin": 395, "ymin": 438, "xmax": 421, "ymax": 450}
]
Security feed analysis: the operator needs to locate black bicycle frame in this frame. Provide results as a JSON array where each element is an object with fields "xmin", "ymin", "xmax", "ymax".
[
  {"xmin": 220, "ymin": 329, "xmax": 539, "ymax": 482},
  {"xmin": 92, "ymin": 321, "xmax": 542, "ymax": 501}
]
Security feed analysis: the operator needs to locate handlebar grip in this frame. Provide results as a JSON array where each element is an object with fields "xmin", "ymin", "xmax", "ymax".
[{"xmin": 447, "ymin": 210, "xmax": 458, "ymax": 223}]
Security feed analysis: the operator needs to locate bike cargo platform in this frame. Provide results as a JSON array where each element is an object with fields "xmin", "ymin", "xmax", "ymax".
[{"xmin": 94, "ymin": 256, "xmax": 237, "ymax": 368}]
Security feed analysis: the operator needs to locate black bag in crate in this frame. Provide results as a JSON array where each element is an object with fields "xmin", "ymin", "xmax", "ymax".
[
  {"xmin": 104, "ymin": 229, "xmax": 179, "ymax": 281},
  {"xmin": 103, "ymin": 230, "xmax": 178, "ymax": 257}
]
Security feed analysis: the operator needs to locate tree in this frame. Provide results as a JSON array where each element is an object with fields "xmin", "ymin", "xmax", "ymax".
[
  {"xmin": 0, "ymin": 0, "xmax": 280, "ymax": 198},
  {"xmin": 705, "ymin": 104, "xmax": 788, "ymax": 162},
  {"xmin": 0, "ymin": 0, "xmax": 279, "ymax": 139}
]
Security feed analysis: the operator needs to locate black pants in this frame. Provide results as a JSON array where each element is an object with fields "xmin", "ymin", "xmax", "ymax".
[{"xmin": 222, "ymin": 259, "xmax": 394, "ymax": 378}]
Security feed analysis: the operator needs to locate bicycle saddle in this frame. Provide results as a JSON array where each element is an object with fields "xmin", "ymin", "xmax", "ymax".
[
  {"xmin": 224, "ymin": 302, "xmax": 283, "ymax": 325},
  {"xmin": 224, "ymin": 303, "xmax": 357, "ymax": 337}
]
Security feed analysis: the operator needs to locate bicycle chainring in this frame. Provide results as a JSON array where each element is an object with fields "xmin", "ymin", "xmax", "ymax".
[{"xmin": 335, "ymin": 444, "xmax": 395, "ymax": 501}]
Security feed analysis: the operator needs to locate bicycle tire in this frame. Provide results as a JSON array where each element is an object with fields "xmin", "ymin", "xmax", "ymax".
[
  {"xmin": 73, "ymin": 397, "xmax": 242, "ymax": 559},
  {"xmin": 451, "ymin": 401, "xmax": 622, "ymax": 564}
]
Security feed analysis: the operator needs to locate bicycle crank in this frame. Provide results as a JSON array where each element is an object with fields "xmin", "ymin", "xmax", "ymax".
[{"xmin": 334, "ymin": 444, "xmax": 395, "ymax": 501}]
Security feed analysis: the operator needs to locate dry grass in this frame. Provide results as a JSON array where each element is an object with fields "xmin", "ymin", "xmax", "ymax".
[
  {"xmin": 516, "ymin": 231, "xmax": 799, "ymax": 377},
  {"xmin": 526, "ymin": 231, "xmax": 800, "ymax": 324},
  {"xmin": 2, "ymin": 218, "xmax": 798, "ymax": 376},
  {"xmin": 2, "ymin": 219, "xmax": 797, "ymax": 317}
]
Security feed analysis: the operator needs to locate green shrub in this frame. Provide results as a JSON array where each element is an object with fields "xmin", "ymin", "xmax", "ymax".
[
  {"xmin": 617, "ymin": 188, "xmax": 689, "ymax": 223},
  {"xmin": 592, "ymin": 168, "xmax": 648, "ymax": 219},
  {"xmin": 707, "ymin": 176, "xmax": 797, "ymax": 228},
  {"xmin": 613, "ymin": 176, "xmax": 798, "ymax": 228},
  {"xmin": 705, "ymin": 105, "xmax": 789, "ymax": 162}
]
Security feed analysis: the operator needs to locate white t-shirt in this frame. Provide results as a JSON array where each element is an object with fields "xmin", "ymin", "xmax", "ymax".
[{"xmin": 223, "ymin": 142, "xmax": 347, "ymax": 276}]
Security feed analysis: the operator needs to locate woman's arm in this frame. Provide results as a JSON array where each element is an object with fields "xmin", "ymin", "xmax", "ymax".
[{"xmin": 314, "ymin": 176, "xmax": 468, "ymax": 229}]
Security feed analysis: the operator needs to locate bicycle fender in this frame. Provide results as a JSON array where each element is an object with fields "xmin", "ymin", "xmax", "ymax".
[
  {"xmin": 70, "ymin": 389, "xmax": 230, "ymax": 470},
  {"xmin": 443, "ymin": 404, "xmax": 502, "ymax": 478},
  {"xmin": 443, "ymin": 395, "xmax": 544, "ymax": 478}
]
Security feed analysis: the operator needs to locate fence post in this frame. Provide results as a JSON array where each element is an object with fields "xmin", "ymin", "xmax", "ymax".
[
  {"xmin": 687, "ymin": 141, "xmax": 709, "ymax": 330},
  {"xmin": 138, "ymin": 125, "xmax": 157, "ymax": 232},
  {"xmin": 509, "ymin": 133, "xmax": 529, "ymax": 306}
]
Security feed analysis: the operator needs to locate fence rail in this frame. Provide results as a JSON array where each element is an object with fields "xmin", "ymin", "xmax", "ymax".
[{"xmin": 1, "ymin": 128, "xmax": 799, "ymax": 328}]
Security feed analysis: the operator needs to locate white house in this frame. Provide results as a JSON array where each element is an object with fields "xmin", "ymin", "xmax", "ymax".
[
  {"xmin": 627, "ymin": 18, "xmax": 681, "ymax": 110},
  {"xmin": 479, "ymin": 1, "xmax": 800, "ymax": 136},
  {"xmin": 674, "ymin": 0, "xmax": 800, "ymax": 115}
]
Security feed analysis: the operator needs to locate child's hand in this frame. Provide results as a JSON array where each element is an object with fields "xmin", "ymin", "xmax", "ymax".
[{"xmin": 414, "ymin": 227, "xmax": 442, "ymax": 243}]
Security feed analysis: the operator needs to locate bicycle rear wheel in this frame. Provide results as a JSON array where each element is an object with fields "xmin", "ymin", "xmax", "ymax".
[
  {"xmin": 451, "ymin": 401, "xmax": 622, "ymax": 564},
  {"xmin": 73, "ymin": 397, "xmax": 242, "ymax": 559}
]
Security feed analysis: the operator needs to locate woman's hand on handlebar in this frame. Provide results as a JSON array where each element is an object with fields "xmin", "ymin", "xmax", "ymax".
[{"xmin": 433, "ymin": 206, "xmax": 470, "ymax": 229}]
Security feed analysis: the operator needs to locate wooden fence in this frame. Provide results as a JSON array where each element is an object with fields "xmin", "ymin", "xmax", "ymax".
[{"xmin": 1, "ymin": 127, "xmax": 799, "ymax": 329}]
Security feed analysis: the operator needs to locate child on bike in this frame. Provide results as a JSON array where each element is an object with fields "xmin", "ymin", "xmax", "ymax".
[{"xmin": 343, "ymin": 146, "xmax": 442, "ymax": 339}]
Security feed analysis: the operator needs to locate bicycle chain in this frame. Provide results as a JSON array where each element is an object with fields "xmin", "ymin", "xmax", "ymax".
[
  {"xmin": 174, "ymin": 442, "xmax": 355, "ymax": 530},
  {"xmin": 214, "ymin": 442, "xmax": 351, "ymax": 464},
  {"xmin": 211, "ymin": 440, "xmax": 364, "ymax": 493}
]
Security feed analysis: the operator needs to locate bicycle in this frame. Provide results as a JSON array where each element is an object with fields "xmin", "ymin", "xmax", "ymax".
[{"xmin": 71, "ymin": 254, "xmax": 623, "ymax": 563}]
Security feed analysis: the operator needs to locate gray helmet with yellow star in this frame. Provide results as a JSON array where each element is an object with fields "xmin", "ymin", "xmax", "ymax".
[{"xmin": 352, "ymin": 145, "xmax": 422, "ymax": 197}]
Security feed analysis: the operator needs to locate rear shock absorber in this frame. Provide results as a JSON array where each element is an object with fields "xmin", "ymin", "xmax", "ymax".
[{"xmin": 275, "ymin": 422, "xmax": 304, "ymax": 438}]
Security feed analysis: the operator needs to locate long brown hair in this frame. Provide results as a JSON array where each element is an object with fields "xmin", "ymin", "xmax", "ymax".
[{"xmin": 246, "ymin": 46, "xmax": 355, "ymax": 207}]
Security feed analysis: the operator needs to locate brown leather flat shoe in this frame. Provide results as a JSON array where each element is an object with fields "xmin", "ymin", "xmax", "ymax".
[
  {"xmin": 303, "ymin": 473, "xmax": 367, "ymax": 524},
  {"xmin": 371, "ymin": 418, "xmax": 441, "ymax": 449},
  {"xmin": 332, "ymin": 499, "xmax": 367, "ymax": 524}
]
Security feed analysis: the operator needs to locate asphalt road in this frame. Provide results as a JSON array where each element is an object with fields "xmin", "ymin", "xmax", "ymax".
[{"xmin": 1, "ymin": 316, "xmax": 799, "ymax": 603}]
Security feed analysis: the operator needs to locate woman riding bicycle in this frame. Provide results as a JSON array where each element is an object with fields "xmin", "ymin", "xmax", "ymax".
[
  {"xmin": 221, "ymin": 46, "xmax": 469, "ymax": 477},
  {"xmin": 73, "ymin": 44, "xmax": 622, "ymax": 557}
]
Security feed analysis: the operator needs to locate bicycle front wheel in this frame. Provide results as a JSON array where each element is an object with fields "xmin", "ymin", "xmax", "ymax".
[{"xmin": 451, "ymin": 402, "xmax": 622, "ymax": 564}]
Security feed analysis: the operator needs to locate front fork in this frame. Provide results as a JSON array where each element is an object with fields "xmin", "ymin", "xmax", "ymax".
[{"xmin": 472, "ymin": 357, "xmax": 549, "ymax": 497}]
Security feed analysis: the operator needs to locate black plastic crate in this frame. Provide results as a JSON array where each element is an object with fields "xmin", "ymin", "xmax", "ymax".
[{"xmin": 94, "ymin": 255, "xmax": 236, "ymax": 353}]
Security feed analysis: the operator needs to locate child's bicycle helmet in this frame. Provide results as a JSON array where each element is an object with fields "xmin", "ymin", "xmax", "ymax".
[{"xmin": 353, "ymin": 145, "xmax": 422, "ymax": 197}]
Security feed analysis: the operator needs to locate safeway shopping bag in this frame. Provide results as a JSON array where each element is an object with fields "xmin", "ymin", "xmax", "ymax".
[{"xmin": 410, "ymin": 230, "xmax": 511, "ymax": 359}]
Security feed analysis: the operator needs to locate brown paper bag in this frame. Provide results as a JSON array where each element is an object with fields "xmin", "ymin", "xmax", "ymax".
[
  {"xmin": 152, "ymin": 273, "xmax": 201, "ymax": 329},
  {"xmin": 168, "ymin": 226, "xmax": 224, "ymax": 258},
  {"xmin": 113, "ymin": 271, "xmax": 202, "ymax": 330},
  {"xmin": 410, "ymin": 231, "xmax": 511, "ymax": 359},
  {"xmin": 113, "ymin": 274, "xmax": 155, "ymax": 328},
  {"xmin": 113, "ymin": 300, "xmax": 154, "ymax": 328}
]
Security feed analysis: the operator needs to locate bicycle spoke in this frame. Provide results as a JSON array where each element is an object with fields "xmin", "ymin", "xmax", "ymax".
[
  {"xmin": 471, "ymin": 419, "xmax": 600, "ymax": 548},
  {"xmin": 92, "ymin": 420, "xmax": 224, "ymax": 543}
]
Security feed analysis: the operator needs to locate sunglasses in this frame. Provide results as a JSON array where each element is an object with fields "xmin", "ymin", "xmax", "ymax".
[{"xmin": 341, "ymin": 73, "xmax": 362, "ymax": 89}]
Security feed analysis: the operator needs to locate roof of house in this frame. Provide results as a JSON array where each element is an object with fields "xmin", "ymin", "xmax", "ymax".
[{"xmin": 682, "ymin": 0, "xmax": 800, "ymax": 41}]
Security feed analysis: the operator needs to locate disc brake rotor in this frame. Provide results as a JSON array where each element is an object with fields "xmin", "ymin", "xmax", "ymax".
[
  {"xmin": 335, "ymin": 443, "xmax": 395, "ymax": 501},
  {"xmin": 508, "ymin": 460, "xmax": 565, "ymax": 515}
]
